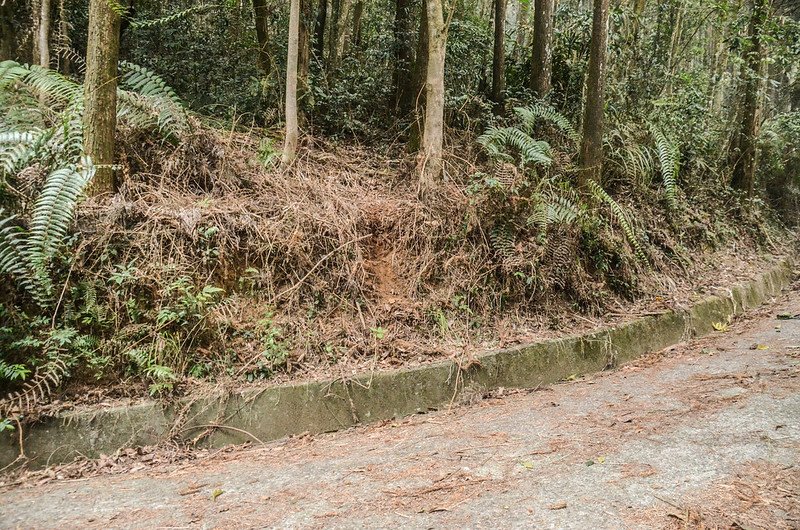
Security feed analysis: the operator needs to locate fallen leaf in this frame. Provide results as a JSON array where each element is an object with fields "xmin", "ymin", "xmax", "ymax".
[
  {"xmin": 712, "ymin": 322, "xmax": 729, "ymax": 332},
  {"xmin": 520, "ymin": 461, "xmax": 535, "ymax": 470},
  {"xmin": 597, "ymin": 456, "xmax": 606, "ymax": 464},
  {"xmin": 211, "ymin": 489, "xmax": 224, "ymax": 501}
]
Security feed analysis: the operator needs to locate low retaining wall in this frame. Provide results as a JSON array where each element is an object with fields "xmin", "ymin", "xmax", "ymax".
[{"xmin": 1, "ymin": 258, "xmax": 794, "ymax": 469}]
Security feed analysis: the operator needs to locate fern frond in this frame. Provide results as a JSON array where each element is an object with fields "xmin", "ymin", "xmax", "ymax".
[
  {"xmin": 587, "ymin": 180, "xmax": 646, "ymax": 262},
  {"xmin": 118, "ymin": 62, "xmax": 189, "ymax": 136},
  {"xmin": 25, "ymin": 162, "xmax": 94, "ymax": 264},
  {"xmin": 0, "ymin": 357, "xmax": 68, "ymax": 416},
  {"xmin": 478, "ymin": 126, "xmax": 552, "ymax": 167},
  {"xmin": 651, "ymin": 126, "xmax": 680, "ymax": 209},
  {"xmin": 546, "ymin": 195, "xmax": 580, "ymax": 225},
  {"xmin": 0, "ymin": 61, "xmax": 81, "ymax": 105},
  {"xmin": 514, "ymin": 105, "xmax": 581, "ymax": 145},
  {"xmin": 130, "ymin": 4, "xmax": 219, "ymax": 29}
]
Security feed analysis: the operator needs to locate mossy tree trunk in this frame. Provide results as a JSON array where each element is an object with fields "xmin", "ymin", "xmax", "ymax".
[
  {"xmin": 491, "ymin": 0, "xmax": 506, "ymax": 105},
  {"xmin": 283, "ymin": 0, "xmax": 301, "ymax": 165},
  {"xmin": 409, "ymin": 5, "xmax": 429, "ymax": 150},
  {"xmin": 0, "ymin": 1, "xmax": 16, "ymax": 61},
  {"xmin": 84, "ymin": 0, "xmax": 122, "ymax": 196},
  {"xmin": 730, "ymin": 0, "xmax": 770, "ymax": 197},
  {"xmin": 578, "ymin": 0, "xmax": 610, "ymax": 189},
  {"xmin": 418, "ymin": 0, "xmax": 447, "ymax": 188},
  {"xmin": 393, "ymin": 0, "xmax": 414, "ymax": 115},
  {"xmin": 253, "ymin": 0, "xmax": 272, "ymax": 76},
  {"xmin": 530, "ymin": 0, "xmax": 555, "ymax": 98}
]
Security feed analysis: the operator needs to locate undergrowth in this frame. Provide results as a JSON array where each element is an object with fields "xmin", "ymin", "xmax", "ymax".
[{"xmin": 0, "ymin": 64, "xmax": 790, "ymax": 422}]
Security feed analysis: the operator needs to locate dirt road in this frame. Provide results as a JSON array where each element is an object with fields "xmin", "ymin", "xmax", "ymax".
[{"xmin": 2, "ymin": 288, "xmax": 799, "ymax": 529}]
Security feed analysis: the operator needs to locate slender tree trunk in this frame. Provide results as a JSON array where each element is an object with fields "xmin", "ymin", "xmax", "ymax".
[
  {"xmin": 530, "ymin": 0, "xmax": 555, "ymax": 97},
  {"xmin": 314, "ymin": 0, "xmax": 327, "ymax": 61},
  {"xmin": 393, "ymin": 0, "xmax": 414, "ymax": 115},
  {"xmin": 330, "ymin": 0, "xmax": 353, "ymax": 73},
  {"xmin": 0, "ymin": 1, "xmax": 16, "ymax": 61},
  {"xmin": 513, "ymin": 0, "xmax": 529, "ymax": 61},
  {"xmin": 730, "ymin": 0, "xmax": 769, "ymax": 196},
  {"xmin": 418, "ymin": 0, "xmax": 447, "ymax": 188},
  {"xmin": 84, "ymin": 0, "xmax": 121, "ymax": 196},
  {"xmin": 38, "ymin": 0, "xmax": 51, "ymax": 67},
  {"xmin": 491, "ymin": 0, "xmax": 506, "ymax": 104},
  {"xmin": 253, "ymin": 0, "xmax": 271, "ymax": 75},
  {"xmin": 578, "ymin": 0, "xmax": 610, "ymax": 188},
  {"xmin": 409, "ymin": 5, "xmax": 429, "ymax": 149},
  {"xmin": 57, "ymin": 0, "xmax": 70, "ymax": 73},
  {"xmin": 351, "ymin": 0, "xmax": 364, "ymax": 50},
  {"xmin": 283, "ymin": 0, "xmax": 301, "ymax": 165},
  {"xmin": 299, "ymin": 0, "xmax": 312, "ymax": 94}
]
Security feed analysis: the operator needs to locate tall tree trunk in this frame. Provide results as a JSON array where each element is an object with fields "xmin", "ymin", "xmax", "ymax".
[
  {"xmin": 283, "ymin": 0, "xmax": 301, "ymax": 165},
  {"xmin": 730, "ymin": 0, "xmax": 769, "ymax": 196},
  {"xmin": 418, "ymin": 0, "xmax": 446, "ymax": 188},
  {"xmin": 38, "ymin": 0, "xmax": 51, "ymax": 67},
  {"xmin": 57, "ymin": 0, "xmax": 71, "ymax": 73},
  {"xmin": 491, "ymin": 0, "xmax": 506, "ymax": 104},
  {"xmin": 84, "ymin": 0, "xmax": 121, "ymax": 196},
  {"xmin": 530, "ymin": 0, "xmax": 555, "ymax": 97},
  {"xmin": 578, "ymin": 0, "xmax": 610, "ymax": 188},
  {"xmin": 314, "ymin": 0, "xmax": 327, "ymax": 60},
  {"xmin": 393, "ymin": 0, "xmax": 414, "ymax": 115},
  {"xmin": 409, "ymin": 5, "xmax": 429, "ymax": 149},
  {"xmin": 0, "ymin": 1, "xmax": 16, "ymax": 61},
  {"xmin": 299, "ymin": 0, "xmax": 312, "ymax": 94},
  {"xmin": 329, "ymin": 0, "xmax": 353, "ymax": 74},
  {"xmin": 351, "ymin": 0, "xmax": 364, "ymax": 50},
  {"xmin": 513, "ymin": 0, "xmax": 529, "ymax": 61},
  {"xmin": 253, "ymin": 0, "xmax": 271, "ymax": 75}
]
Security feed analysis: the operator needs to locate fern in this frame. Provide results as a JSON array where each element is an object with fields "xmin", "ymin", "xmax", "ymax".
[
  {"xmin": 587, "ymin": 180, "xmax": 646, "ymax": 262},
  {"xmin": 514, "ymin": 105, "xmax": 581, "ymax": 145},
  {"xmin": 0, "ymin": 160, "xmax": 95, "ymax": 306},
  {"xmin": 0, "ymin": 61, "xmax": 82, "ymax": 105},
  {"xmin": 651, "ymin": 126, "xmax": 680, "ymax": 209},
  {"xmin": 118, "ymin": 62, "xmax": 189, "ymax": 136},
  {"xmin": 478, "ymin": 126, "xmax": 553, "ymax": 167},
  {"xmin": 130, "ymin": 4, "xmax": 219, "ymax": 29},
  {"xmin": 0, "ymin": 357, "xmax": 68, "ymax": 416}
]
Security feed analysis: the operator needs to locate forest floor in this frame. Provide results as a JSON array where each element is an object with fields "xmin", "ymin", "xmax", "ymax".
[{"xmin": 2, "ymin": 283, "xmax": 798, "ymax": 528}]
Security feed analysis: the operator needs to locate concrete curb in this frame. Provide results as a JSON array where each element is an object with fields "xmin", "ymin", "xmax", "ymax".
[{"xmin": 1, "ymin": 258, "xmax": 795, "ymax": 469}]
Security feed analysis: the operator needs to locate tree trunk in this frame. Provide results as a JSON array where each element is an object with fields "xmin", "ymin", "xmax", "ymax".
[
  {"xmin": 491, "ymin": 0, "xmax": 506, "ymax": 104},
  {"xmin": 513, "ymin": 0, "xmax": 529, "ymax": 61},
  {"xmin": 409, "ymin": 5, "xmax": 429, "ymax": 149},
  {"xmin": 38, "ymin": 0, "xmax": 51, "ymax": 67},
  {"xmin": 530, "ymin": 0, "xmax": 555, "ymax": 98},
  {"xmin": 253, "ymin": 0, "xmax": 271, "ymax": 75},
  {"xmin": 418, "ymin": 0, "xmax": 446, "ymax": 188},
  {"xmin": 351, "ymin": 0, "xmax": 364, "ymax": 50},
  {"xmin": 299, "ymin": 0, "xmax": 312, "ymax": 94},
  {"xmin": 393, "ymin": 0, "xmax": 414, "ymax": 115},
  {"xmin": 330, "ymin": 0, "xmax": 353, "ymax": 73},
  {"xmin": 0, "ymin": 1, "xmax": 16, "ymax": 61},
  {"xmin": 57, "ymin": 0, "xmax": 71, "ymax": 73},
  {"xmin": 84, "ymin": 0, "xmax": 121, "ymax": 196},
  {"xmin": 283, "ymin": 0, "xmax": 301, "ymax": 165},
  {"xmin": 578, "ymin": 0, "xmax": 610, "ymax": 189},
  {"xmin": 314, "ymin": 0, "xmax": 327, "ymax": 60},
  {"xmin": 730, "ymin": 0, "xmax": 769, "ymax": 196}
]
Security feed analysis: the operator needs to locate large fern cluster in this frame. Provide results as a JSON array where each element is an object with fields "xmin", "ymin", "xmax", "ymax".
[{"xmin": 0, "ymin": 59, "xmax": 189, "ymax": 413}]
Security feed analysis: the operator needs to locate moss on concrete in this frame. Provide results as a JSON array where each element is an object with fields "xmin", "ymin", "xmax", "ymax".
[{"xmin": 0, "ymin": 259, "xmax": 793, "ymax": 469}]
